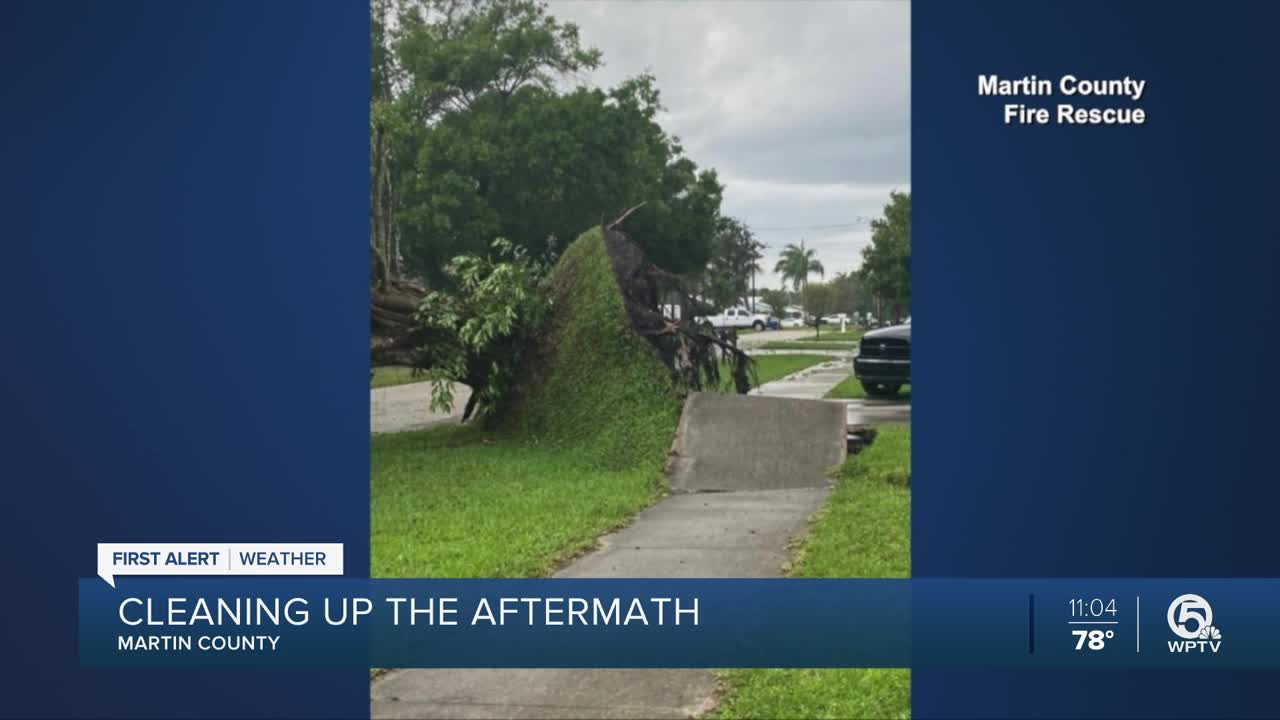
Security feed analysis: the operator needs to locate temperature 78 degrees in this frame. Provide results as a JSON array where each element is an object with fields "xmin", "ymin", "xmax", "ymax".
[{"xmin": 1073, "ymin": 628, "xmax": 1114, "ymax": 650}]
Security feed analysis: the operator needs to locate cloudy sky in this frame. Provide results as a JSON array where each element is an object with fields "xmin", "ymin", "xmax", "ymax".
[{"xmin": 547, "ymin": 0, "xmax": 910, "ymax": 289}]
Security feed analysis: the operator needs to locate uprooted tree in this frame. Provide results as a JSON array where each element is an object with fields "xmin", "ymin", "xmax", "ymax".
[
  {"xmin": 413, "ymin": 216, "xmax": 755, "ymax": 428},
  {"xmin": 601, "ymin": 221, "xmax": 755, "ymax": 399}
]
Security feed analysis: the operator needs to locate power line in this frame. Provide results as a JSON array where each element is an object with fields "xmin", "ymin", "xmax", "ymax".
[{"xmin": 749, "ymin": 218, "xmax": 872, "ymax": 232}]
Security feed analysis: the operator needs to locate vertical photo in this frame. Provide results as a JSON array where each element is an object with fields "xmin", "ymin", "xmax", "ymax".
[{"xmin": 368, "ymin": 1, "xmax": 909, "ymax": 716}]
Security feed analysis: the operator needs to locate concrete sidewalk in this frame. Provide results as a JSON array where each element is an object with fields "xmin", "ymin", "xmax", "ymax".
[
  {"xmin": 750, "ymin": 359, "xmax": 850, "ymax": 400},
  {"xmin": 371, "ymin": 489, "xmax": 830, "ymax": 719},
  {"xmin": 750, "ymin": 358, "xmax": 912, "ymax": 427},
  {"xmin": 371, "ymin": 376, "xmax": 848, "ymax": 719}
]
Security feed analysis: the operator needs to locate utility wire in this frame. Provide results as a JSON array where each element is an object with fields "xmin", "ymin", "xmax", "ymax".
[{"xmin": 750, "ymin": 218, "xmax": 871, "ymax": 232}]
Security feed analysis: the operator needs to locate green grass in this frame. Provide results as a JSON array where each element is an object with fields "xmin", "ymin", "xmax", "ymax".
[
  {"xmin": 717, "ymin": 354, "xmax": 834, "ymax": 391},
  {"xmin": 797, "ymin": 330, "xmax": 863, "ymax": 342},
  {"xmin": 789, "ymin": 426, "xmax": 910, "ymax": 578},
  {"xmin": 371, "ymin": 366, "xmax": 424, "ymax": 389},
  {"xmin": 371, "ymin": 425, "xmax": 665, "ymax": 577},
  {"xmin": 824, "ymin": 376, "xmax": 912, "ymax": 400},
  {"xmin": 372, "ymin": 228, "xmax": 680, "ymax": 579},
  {"xmin": 762, "ymin": 341, "xmax": 857, "ymax": 351},
  {"xmin": 716, "ymin": 427, "xmax": 911, "ymax": 720}
]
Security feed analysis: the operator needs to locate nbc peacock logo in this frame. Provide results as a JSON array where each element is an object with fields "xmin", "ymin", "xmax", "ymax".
[{"xmin": 1166, "ymin": 594, "xmax": 1222, "ymax": 653}]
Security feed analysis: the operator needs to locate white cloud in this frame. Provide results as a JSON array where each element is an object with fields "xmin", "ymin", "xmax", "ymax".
[{"xmin": 548, "ymin": 0, "xmax": 910, "ymax": 288}]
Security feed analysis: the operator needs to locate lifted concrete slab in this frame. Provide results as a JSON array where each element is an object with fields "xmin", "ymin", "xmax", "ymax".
[{"xmin": 667, "ymin": 392, "xmax": 846, "ymax": 492}]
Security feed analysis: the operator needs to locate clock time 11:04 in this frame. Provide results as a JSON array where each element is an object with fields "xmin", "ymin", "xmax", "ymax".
[{"xmin": 1069, "ymin": 598, "xmax": 1117, "ymax": 617}]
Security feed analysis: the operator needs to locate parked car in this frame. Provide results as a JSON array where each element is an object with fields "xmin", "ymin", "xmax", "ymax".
[
  {"xmin": 854, "ymin": 322, "xmax": 910, "ymax": 397},
  {"xmin": 697, "ymin": 306, "xmax": 772, "ymax": 331},
  {"xmin": 778, "ymin": 307, "xmax": 807, "ymax": 328}
]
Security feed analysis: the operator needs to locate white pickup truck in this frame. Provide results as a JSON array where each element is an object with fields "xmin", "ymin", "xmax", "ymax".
[{"xmin": 697, "ymin": 306, "xmax": 772, "ymax": 331}]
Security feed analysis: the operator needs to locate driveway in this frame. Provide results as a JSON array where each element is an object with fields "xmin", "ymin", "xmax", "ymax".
[{"xmin": 371, "ymin": 381, "xmax": 470, "ymax": 435}]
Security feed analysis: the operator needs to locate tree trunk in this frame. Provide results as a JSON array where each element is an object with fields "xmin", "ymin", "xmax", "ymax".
[
  {"xmin": 371, "ymin": 281, "xmax": 425, "ymax": 366},
  {"xmin": 370, "ymin": 123, "xmax": 391, "ymax": 290},
  {"xmin": 369, "ymin": 118, "xmax": 426, "ymax": 367}
]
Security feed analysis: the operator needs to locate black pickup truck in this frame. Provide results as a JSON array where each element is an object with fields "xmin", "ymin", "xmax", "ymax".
[{"xmin": 854, "ymin": 322, "xmax": 910, "ymax": 397}]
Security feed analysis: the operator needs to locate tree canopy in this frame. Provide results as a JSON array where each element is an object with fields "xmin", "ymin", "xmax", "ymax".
[
  {"xmin": 372, "ymin": 0, "xmax": 724, "ymax": 291},
  {"xmin": 759, "ymin": 288, "xmax": 793, "ymax": 317},
  {"xmin": 801, "ymin": 282, "xmax": 836, "ymax": 337},
  {"xmin": 830, "ymin": 271, "xmax": 874, "ymax": 318},
  {"xmin": 369, "ymin": 0, "xmax": 729, "ymax": 365},
  {"xmin": 858, "ymin": 191, "xmax": 911, "ymax": 319},
  {"xmin": 704, "ymin": 216, "xmax": 764, "ymax": 310}
]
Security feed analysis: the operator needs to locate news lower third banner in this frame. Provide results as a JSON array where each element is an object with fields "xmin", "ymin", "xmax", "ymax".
[{"xmin": 79, "ymin": 577, "xmax": 1280, "ymax": 669}]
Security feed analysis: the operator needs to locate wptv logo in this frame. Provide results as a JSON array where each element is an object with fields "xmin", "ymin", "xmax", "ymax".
[{"xmin": 1166, "ymin": 593, "xmax": 1222, "ymax": 654}]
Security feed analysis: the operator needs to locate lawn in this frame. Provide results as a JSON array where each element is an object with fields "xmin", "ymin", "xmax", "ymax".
[
  {"xmin": 761, "ymin": 340, "xmax": 857, "ymax": 351},
  {"xmin": 824, "ymin": 375, "xmax": 912, "ymax": 400},
  {"xmin": 716, "ymin": 426, "xmax": 911, "ymax": 720},
  {"xmin": 371, "ymin": 366, "xmax": 424, "ymax": 389},
  {"xmin": 724, "ymin": 354, "xmax": 835, "ymax": 389},
  {"xmin": 371, "ymin": 425, "xmax": 666, "ymax": 577}
]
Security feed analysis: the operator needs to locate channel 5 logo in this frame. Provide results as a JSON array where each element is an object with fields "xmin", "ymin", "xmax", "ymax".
[{"xmin": 1166, "ymin": 593, "xmax": 1222, "ymax": 653}]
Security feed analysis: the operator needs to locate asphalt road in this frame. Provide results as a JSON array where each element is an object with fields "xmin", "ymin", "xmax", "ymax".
[{"xmin": 733, "ymin": 328, "xmax": 817, "ymax": 348}]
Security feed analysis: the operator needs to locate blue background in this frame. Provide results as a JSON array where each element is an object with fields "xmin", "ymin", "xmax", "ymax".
[
  {"xmin": 0, "ymin": 1, "xmax": 368, "ymax": 718},
  {"xmin": 5, "ymin": 0, "xmax": 1280, "ymax": 716},
  {"xmin": 914, "ymin": 0, "xmax": 1280, "ymax": 716}
]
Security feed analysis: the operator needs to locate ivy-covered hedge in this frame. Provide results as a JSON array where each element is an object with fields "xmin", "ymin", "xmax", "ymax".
[{"xmin": 505, "ymin": 227, "xmax": 680, "ymax": 471}]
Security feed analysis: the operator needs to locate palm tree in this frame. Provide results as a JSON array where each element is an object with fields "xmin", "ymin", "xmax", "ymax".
[{"xmin": 773, "ymin": 239, "xmax": 825, "ymax": 293}]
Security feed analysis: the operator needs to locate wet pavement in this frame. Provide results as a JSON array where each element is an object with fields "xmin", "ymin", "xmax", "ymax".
[{"xmin": 844, "ymin": 397, "xmax": 910, "ymax": 426}]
